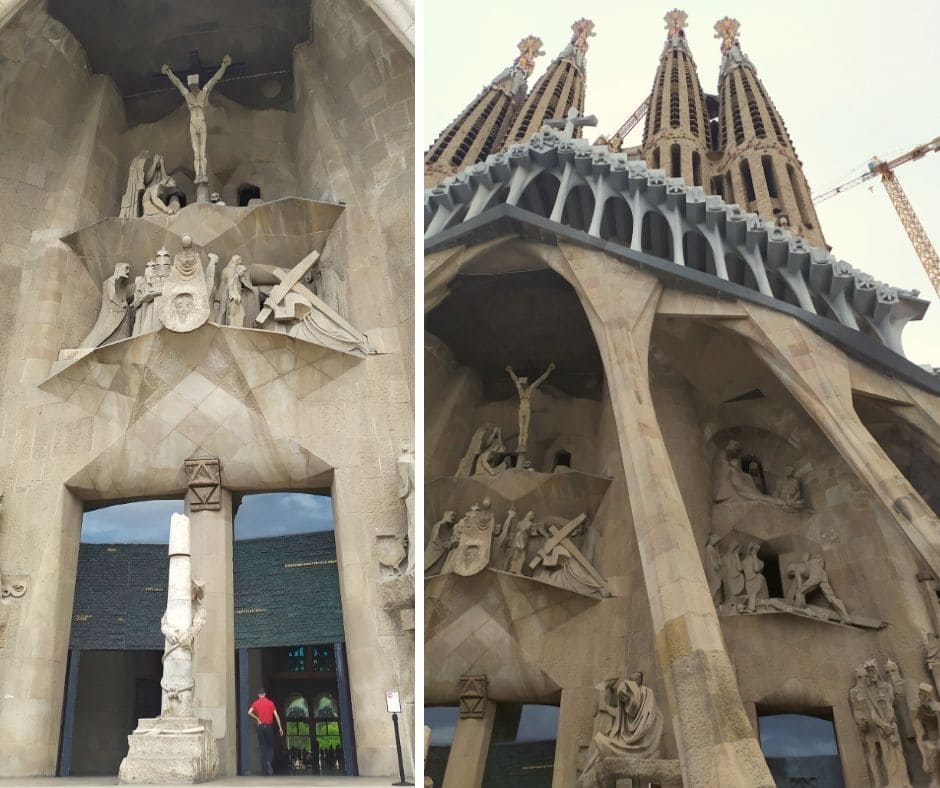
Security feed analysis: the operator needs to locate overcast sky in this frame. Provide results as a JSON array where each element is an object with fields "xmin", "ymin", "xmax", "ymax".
[
  {"xmin": 81, "ymin": 493, "xmax": 334, "ymax": 543},
  {"xmin": 424, "ymin": 0, "xmax": 940, "ymax": 365}
]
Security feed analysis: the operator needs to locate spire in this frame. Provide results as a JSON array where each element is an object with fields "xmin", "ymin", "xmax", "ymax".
[
  {"xmin": 640, "ymin": 10, "xmax": 710, "ymax": 188},
  {"xmin": 504, "ymin": 19, "xmax": 595, "ymax": 147},
  {"xmin": 713, "ymin": 17, "xmax": 825, "ymax": 246},
  {"xmin": 424, "ymin": 36, "xmax": 544, "ymax": 186}
]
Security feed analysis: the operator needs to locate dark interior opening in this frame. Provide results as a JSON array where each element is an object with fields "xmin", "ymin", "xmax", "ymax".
[{"xmin": 238, "ymin": 183, "xmax": 262, "ymax": 206}]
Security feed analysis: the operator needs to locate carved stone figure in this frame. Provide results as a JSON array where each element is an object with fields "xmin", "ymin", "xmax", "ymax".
[
  {"xmin": 913, "ymin": 682, "xmax": 940, "ymax": 785},
  {"xmin": 492, "ymin": 507, "xmax": 516, "ymax": 566},
  {"xmin": 444, "ymin": 500, "xmax": 496, "ymax": 577},
  {"xmin": 213, "ymin": 255, "xmax": 259, "ymax": 326},
  {"xmin": 742, "ymin": 542, "xmax": 768, "ymax": 612},
  {"xmin": 424, "ymin": 511, "xmax": 456, "ymax": 575},
  {"xmin": 508, "ymin": 511, "xmax": 538, "ymax": 573},
  {"xmin": 159, "ymin": 235, "xmax": 215, "ymax": 333},
  {"xmin": 161, "ymin": 55, "xmax": 232, "ymax": 185},
  {"xmin": 704, "ymin": 533, "xmax": 722, "ymax": 607},
  {"xmin": 160, "ymin": 515, "xmax": 206, "ymax": 717},
  {"xmin": 787, "ymin": 553, "xmax": 848, "ymax": 621},
  {"xmin": 720, "ymin": 540, "xmax": 745, "ymax": 611},
  {"xmin": 455, "ymin": 425, "xmax": 507, "ymax": 477},
  {"xmin": 398, "ymin": 444, "xmax": 415, "ymax": 574},
  {"xmin": 849, "ymin": 660, "xmax": 912, "ymax": 787},
  {"xmin": 78, "ymin": 262, "xmax": 131, "ymax": 349},
  {"xmin": 506, "ymin": 362, "xmax": 555, "ymax": 454},
  {"xmin": 376, "ymin": 535, "xmax": 407, "ymax": 575},
  {"xmin": 714, "ymin": 440, "xmax": 799, "ymax": 512},
  {"xmin": 582, "ymin": 672, "xmax": 664, "ymax": 778},
  {"xmin": 142, "ymin": 175, "xmax": 178, "ymax": 217},
  {"xmin": 773, "ymin": 465, "xmax": 805, "ymax": 510},
  {"xmin": 120, "ymin": 151, "xmax": 166, "ymax": 219},
  {"xmin": 529, "ymin": 513, "xmax": 608, "ymax": 596}
]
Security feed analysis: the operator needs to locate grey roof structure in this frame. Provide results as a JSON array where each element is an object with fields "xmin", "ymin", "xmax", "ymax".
[{"xmin": 424, "ymin": 125, "xmax": 930, "ymax": 359}]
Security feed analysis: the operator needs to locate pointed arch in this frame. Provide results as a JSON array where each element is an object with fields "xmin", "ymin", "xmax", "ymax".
[{"xmin": 641, "ymin": 210, "xmax": 673, "ymax": 262}]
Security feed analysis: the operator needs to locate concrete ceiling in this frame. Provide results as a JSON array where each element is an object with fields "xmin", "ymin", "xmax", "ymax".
[{"xmin": 48, "ymin": 0, "xmax": 312, "ymax": 125}]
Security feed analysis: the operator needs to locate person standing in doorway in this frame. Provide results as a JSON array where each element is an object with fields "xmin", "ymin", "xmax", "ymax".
[{"xmin": 247, "ymin": 688, "xmax": 284, "ymax": 775}]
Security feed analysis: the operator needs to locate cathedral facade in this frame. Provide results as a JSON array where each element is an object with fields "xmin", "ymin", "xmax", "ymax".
[
  {"xmin": 0, "ymin": 0, "xmax": 414, "ymax": 780},
  {"xmin": 424, "ymin": 12, "xmax": 940, "ymax": 788}
]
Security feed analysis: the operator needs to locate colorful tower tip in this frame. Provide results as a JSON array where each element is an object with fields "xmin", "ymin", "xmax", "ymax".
[
  {"xmin": 570, "ymin": 18, "xmax": 596, "ymax": 51},
  {"xmin": 514, "ymin": 36, "xmax": 545, "ymax": 77},
  {"xmin": 664, "ymin": 9, "xmax": 688, "ymax": 39},
  {"xmin": 713, "ymin": 17, "xmax": 741, "ymax": 54}
]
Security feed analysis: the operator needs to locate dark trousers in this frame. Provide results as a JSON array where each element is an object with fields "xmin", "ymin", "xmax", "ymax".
[{"xmin": 257, "ymin": 723, "xmax": 275, "ymax": 775}]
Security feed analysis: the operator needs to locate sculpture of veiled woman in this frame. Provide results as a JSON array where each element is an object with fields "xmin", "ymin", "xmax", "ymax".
[
  {"xmin": 582, "ymin": 672, "xmax": 663, "ymax": 778},
  {"xmin": 78, "ymin": 262, "xmax": 132, "ymax": 349},
  {"xmin": 742, "ymin": 542, "xmax": 768, "ymax": 612},
  {"xmin": 120, "ymin": 151, "xmax": 166, "ymax": 219}
]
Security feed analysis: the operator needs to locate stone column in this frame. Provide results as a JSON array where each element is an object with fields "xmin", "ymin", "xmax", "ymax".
[
  {"xmin": 184, "ymin": 457, "xmax": 236, "ymax": 776},
  {"xmin": 442, "ymin": 676, "xmax": 494, "ymax": 788},
  {"xmin": 550, "ymin": 242, "xmax": 774, "ymax": 786}
]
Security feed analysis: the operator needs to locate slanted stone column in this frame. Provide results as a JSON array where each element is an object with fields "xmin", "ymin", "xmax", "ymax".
[
  {"xmin": 550, "ymin": 241, "xmax": 774, "ymax": 786},
  {"xmin": 184, "ymin": 457, "xmax": 236, "ymax": 776},
  {"xmin": 442, "ymin": 676, "xmax": 494, "ymax": 788}
]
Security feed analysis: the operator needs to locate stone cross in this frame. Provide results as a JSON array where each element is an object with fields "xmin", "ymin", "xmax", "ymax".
[
  {"xmin": 528, "ymin": 513, "xmax": 608, "ymax": 592},
  {"xmin": 546, "ymin": 107, "xmax": 598, "ymax": 138}
]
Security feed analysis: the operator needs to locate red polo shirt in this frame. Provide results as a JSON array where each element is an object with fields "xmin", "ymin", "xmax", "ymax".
[{"xmin": 250, "ymin": 695, "xmax": 277, "ymax": 724}]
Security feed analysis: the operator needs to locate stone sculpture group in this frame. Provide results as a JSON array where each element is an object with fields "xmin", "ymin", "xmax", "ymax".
[{"xmin": 425, "ymin": 498, "xmax": 608, "ymax": 597}]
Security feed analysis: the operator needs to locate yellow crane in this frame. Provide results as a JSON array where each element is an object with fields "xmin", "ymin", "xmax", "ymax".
[
  {"xmin": 813, "ymin": 135, "xmax": 940, "ymax": 297},
  {"xmin": 594, "ymin": 97, "xmax": 650, "ymax": 150}
]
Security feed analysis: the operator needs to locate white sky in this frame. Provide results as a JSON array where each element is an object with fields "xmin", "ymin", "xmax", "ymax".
[{"xmin": 424, "ymin": 0, "xmax": 940, "ymax": 366}]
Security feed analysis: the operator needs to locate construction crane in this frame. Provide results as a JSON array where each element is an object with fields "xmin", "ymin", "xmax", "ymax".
[
  {"xmin": 594, "ymin": 97, "xmax": 650, "ymax": 149},
  {"xmin": 813, "ymin": 135, "xmax": 940, "ymax": 297}
]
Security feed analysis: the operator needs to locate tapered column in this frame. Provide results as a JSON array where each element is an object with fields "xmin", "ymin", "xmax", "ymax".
[
  {"xmin": 442, "ymin": 676, "xmax": 494, "ymax": 788},
  {"xmin": 722, "ymin": 306, "xmax": 940, "ymax": 577},
  {"xmin": 551, "ymin": 241, "xmax": 774, "ymax": 786},
  {"xmin": 184, "ymin": 458, "xmax": 236, "ymax": 776}
]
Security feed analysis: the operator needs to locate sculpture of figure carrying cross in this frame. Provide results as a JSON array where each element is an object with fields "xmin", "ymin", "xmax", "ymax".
[{"xmin": 546, "ymin": 107, "xmax": 598, "ymax": 138}]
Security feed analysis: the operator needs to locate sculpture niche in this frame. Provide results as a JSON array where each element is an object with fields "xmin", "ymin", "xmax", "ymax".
[
  {"xmin": 580, "ymin": 672, "xmax": 681, "ymax": 788},
  {"xmin": 702, "ymin": 533, "xmax": 878, "ymax": 628},
  {"xmin": 713, "ymin": 440, "xmax": 806, "ymax": 513},
  {"xmin": 118, "ymin": 513, "xmax": 219, "ymax": 784},
  {"xmin": 426, "ymin": 498, "xmax": 609, "ymax": 598}
]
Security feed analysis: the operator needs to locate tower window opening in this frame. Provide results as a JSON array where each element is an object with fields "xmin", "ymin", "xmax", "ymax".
[
  {"xmin": 740, "ymin": 159, "xmax": 756, "ymax": 204},
  {"xmin": 710, "ymin": 175, "xmax": 723, "ymax": 198},
  {"xmin": 651, "ymin": 147, "xmax": 661, "ymax": 170},
  {"xmin": 683, "ymin": 61, "xmax": 700, "ymax": 135},
  {"xmin": 787, "ymin": 163, "xmax": 814, "ymax": 229},
  {"xmin": 692, "ymin": 152, "xmax": 702, "ymax": 187},
  {"xmin": 761, "ymin": 156, "xmax": 779, "ymax": 198},
  {"xmin": 670, "ymin": 144, "xmax": 681, "ymax": 179},
  {"xmin": 724, "ymin": 172, "xmax": 735, "ymax": 204},
  {"xmin": 669, "ymin": 56, "xmax": 681, "ymax": 129},
  {"xmin": 237, "ymin": 184, "xmax": 261, "ymax": 206}
]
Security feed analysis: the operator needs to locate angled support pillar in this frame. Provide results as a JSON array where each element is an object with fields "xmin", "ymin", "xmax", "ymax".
[
  {"xmin": 549, "ymin": 241, "xmax": 774, "ymax": 787},
  {"xmin": 442, "ymin": 676, "xmax": 494, "ymax": 788}
]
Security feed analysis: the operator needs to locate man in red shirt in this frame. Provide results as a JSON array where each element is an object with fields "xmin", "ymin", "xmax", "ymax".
[{"xmin": 248, "ymin": 689, "xmax": 283, "ymax": 776}]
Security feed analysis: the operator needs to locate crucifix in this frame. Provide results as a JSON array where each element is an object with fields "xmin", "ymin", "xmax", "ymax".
[
  {"xmin": 546, "ymin": 107, "xmax": 598, "ymax": 138},
  {"xmin": 161, "ymin": 49, "xmax": 242, "ymax": 201},
  {"xmin": 528, "ymin": 513, "xmax": 608, "ymax": 593}
]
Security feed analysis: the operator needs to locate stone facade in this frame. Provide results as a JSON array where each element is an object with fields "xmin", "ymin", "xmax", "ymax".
[
  {"xmin": 0, "ymin": 0, "xmax": 413, "ymax": 780},
  {"xmin": 424, "ymin": 14, "xmax": 940, "ymax": 787}
]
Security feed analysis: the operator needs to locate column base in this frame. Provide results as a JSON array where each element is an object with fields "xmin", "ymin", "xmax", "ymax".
[
  {"xmin": 118, "ymin": 716, "xmax": 220, "ymax": 784},
  {"xmin": 195, "ymin": 181, "xmax": 210, "ymax": 204}
]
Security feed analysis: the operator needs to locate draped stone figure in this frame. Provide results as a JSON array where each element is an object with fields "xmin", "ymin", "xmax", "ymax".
[
  {"xmin": 120, "ymin": 151, "xmax": 166, "ymax": 219},
  {"xmin": 913, "ymin": 682, "xmax": 940, "ymax": 785},
  {"xmin": 142, "ymin": 175, "xmax": 178, "ymax": 217},
  {"xmin": 398, "ymin": 444, "xmax": 415, "ymax": 574},
  {"xmin": 78, "ymin": 262, "xmax": 131, "ymax": 349},
  {"xmin": 443, "ymin": 500, "xmax": 496, "ymax": 577},
  {"xmin": 424, "ymin": 511, "xmax": 456, "ymax": 575},
  {"xmin": 742, "ymin": 542, "xmax": 768, "ymax": 612},
  {"xmin": 508, "ymin": 512, "xmax": 538, "ymax": 574},
  {"xmin": 720, "ymin": 540, "xmax": 746, "ymax": 611},
  {"xmin": 581, "ymin": 672, "xmax": 664, "ymax": 782},
  {"xmin": 159, "ymin": 235, "xmax": 216, "ymax": 333},
  {"xmin": 213, "ymin": 255, "xmax": 259, "ymax": 326},
  {"xmin": 849, "ymin": 660, "xmax": 911, "ymax": 787},
  {"xmin": 704, "ymin": 533, "xmax": 722, "ymax": 607}
]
